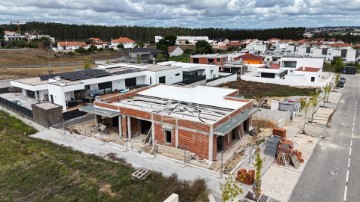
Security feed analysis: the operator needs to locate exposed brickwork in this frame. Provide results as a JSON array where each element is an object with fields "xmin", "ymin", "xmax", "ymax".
[
  {"xmin": 119, "ymin": 107, "xmax": 151, "ymax": 120},
  {"xmin": 213, "ymin": 136, "xmax": 217, "ymax": 160},
  {"xmin": 226, "ymin": 90, "xmax": 240, "ymax": 97},
  {"xmin": 178, "ymin": 119, "xmax": 210, "ymax": 132},
  {"xmin": 121, "ymin": 115, "xmax": 127, "ymax": 138},
  {"xmin": 178, "ymin": 129, "xmax": 209, "ymax": 159},
  {"xmin": 154, "ymin": 123, "xmax": 176, "ymax": 147},
  {"xmin": 130, "ymin": 117, "xmax": 140, "ymax": 136},
  {"xmin": 153, "ymin": 114, "xmax": 176, "ymax": 125},
  {"xmin": 94, "ymin": 101, "xmax": 119, "ymax": 110}
]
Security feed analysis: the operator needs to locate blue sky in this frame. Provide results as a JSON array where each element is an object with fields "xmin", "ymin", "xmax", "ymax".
[{"xmin": 1, "ymin": 0, "xmax": 359, "ymax": 28}]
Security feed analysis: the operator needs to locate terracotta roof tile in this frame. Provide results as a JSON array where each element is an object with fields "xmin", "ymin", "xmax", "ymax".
[
  {"xmin": 58, "ymin": 41, "xmax": 87, "ymax": 47},
  {"xmin": 295, "ymin": 67, "xmax": 320, "ymax": 72},
  {"xmin": 111, "ymin": 37, "xmax": 135, "ymax": 43}
]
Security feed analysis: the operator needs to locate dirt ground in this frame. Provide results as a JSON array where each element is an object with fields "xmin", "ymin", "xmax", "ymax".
[
  {"xmin": 220, "ymin": 79, "xmax": 316, "ymax": 98},
  {"xmin": 0, "ymin": 48, "xmax": 120, "ymax": 66},
  {"xmin": 0, "ymin": 49, "xmax": 120, "ymax": 79}
]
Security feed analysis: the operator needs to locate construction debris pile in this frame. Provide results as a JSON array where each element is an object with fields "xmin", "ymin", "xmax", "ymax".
[
  {"xmin": 265, "ymin": 128, "xmax": 304, "ymax": 169},
  {"xmin": 236, "ymin": 168, "xmax": 255, "ymax": 185}
]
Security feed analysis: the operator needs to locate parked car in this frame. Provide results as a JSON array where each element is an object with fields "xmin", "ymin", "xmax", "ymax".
[{"xmin": 339, "ymin": 77, "xmax": 346, "ymax": 83}]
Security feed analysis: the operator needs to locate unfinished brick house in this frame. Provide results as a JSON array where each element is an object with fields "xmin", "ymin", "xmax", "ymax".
[{"xmin": 81, "ymin": 85, "xmax": 256, "ymax": 161}]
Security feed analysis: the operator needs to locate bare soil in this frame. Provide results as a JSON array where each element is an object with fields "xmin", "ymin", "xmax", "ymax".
[{"xmin": 220, "ymin": 79, "xmax": 316, "ymax": 98}]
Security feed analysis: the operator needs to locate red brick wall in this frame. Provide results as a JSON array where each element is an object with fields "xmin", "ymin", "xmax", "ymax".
[
  {"xmin": 121, "ymin": 116, "xmax": 127, "ymax": 138},
  {"xmin": 94, "ymin": 102, "xmax": 119, "ymax": 110},
  {"xmin": 178, "ymin": 129, "xmax": 209, "ymax": 160},
  {"xmin": 178, "ymin": 119, "xmax": 210, "ymax": 132},
  {"xmin": 119, "ymin": 107, "xmax": 151, "ymax": 120},
  {"xmin": 153, "ymin": 114, "xmax": 176, "ymax": 125},
  {"xmin": 154, "ymin": 123, "xmax": 176, "ymax": 147},
  {"xmin": 213, "ymin": 136, "xmax": 217, "ymax": 160},
  {"xmin": 130, "ymin": 118, "xmax": 139, "ymax": 136}
]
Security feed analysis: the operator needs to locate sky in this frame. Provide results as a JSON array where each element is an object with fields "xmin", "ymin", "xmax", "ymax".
[{"xmin": 1, "ymin": 0, "xmax": 360, "ymax": 29}]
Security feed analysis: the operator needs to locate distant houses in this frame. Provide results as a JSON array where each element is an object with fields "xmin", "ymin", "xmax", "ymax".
[
  {"xmin": 57, "ymin": 41, "xmax": 87, "ymax": 51},
  {"xmin": 168, "ymin": 46, "xmax": 184, "ymax": 57},
  {"xmin": 111, "ymin": 37, "xmax": 136, "ymax": 49}
]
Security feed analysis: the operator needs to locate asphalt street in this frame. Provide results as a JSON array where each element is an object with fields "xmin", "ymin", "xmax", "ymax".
[{"xmin": 290, "ymin": 74, "xmax": 360, "ymax": 202}]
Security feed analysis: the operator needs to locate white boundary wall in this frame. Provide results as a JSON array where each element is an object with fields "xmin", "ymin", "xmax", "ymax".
[
  {"xmin": 206, "ymin": 73, "xmax": 237, "ymax": 86},
  {"xmin": 241, "ymin": 74, "xmax": 333, "ymax": 88},
  {"xmin": 253, "ymin": 108, "xmax": 291, "ymax": 124}
]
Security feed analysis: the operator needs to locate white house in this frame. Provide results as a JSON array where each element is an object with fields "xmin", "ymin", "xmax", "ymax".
[
  {"xmin": 245, "ymin": 41, "xmax": 267, "ymax": 54},
  {"xmin": 155, "ymin": 36, "xmax": 211, "ymax": 45},
  {"xmin": 10, "ymin": 62, "xmax": 234, "ymax": 111},
  {"xmin": 111, "ymin": 37, "xmax": 135, "ymax": 49},
  {"xmin": 168, "ymin": 46, "xmax": 184, "ymax": 57},
  {"xmin": 57, "ymin": 41, "xmax": 87, "ymax": 51},
  {"xmin": 3, "ymin": 31, "xmax": 26, "ymax": 41}
]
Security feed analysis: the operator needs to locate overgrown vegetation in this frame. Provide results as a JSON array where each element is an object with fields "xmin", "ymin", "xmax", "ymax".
[
  {"xmin": 0, "ymin": 110, "xmax": 209, "ymax": 201},
  {"xmin": 168, "ymin": 55, "xmax": 190, "ymax": 63},
  {"xmin": 220, "ymin": 80, "xmax": 316, "ymax": 98}
]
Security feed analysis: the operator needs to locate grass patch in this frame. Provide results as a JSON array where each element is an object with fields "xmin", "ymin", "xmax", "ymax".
[
  {"xmin": 0, "ymin": 110, "xmax": 209, "ymax": 201},
  {"xmin": 220, "ymin": 79, "xmax": 316, "ymax": 98},
  {"xmin": 168, "ymin": 55, "xmax": 190, "ymax": 63}
]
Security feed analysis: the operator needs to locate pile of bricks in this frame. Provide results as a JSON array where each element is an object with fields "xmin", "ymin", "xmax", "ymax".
[
  {"xmin": 293, "ymin": 150, "xmax": 304, "ymax": 163},
  {"xmin": 236, "ymin": 169, "xmax": 255, "ymax": 185},
  {"xmin": 273, "ymin": 128, "xmax": 286, "ymax": 139}
]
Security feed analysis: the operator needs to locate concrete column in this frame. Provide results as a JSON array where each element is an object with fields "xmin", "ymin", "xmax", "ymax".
[
  {"xmin": 95, "ymin": 115, "xmax": 99, "ymax": 131},
  {"xmin": 175, "ymin": 119, "xmax": 179, "ymax": 148},
  {"xmin": 208, "ymin": 125, "xmax": 214, "ymax": 161},
  {"xmin": 151, "ymin": 113, "xmax": 155, "ymax": 145},
  {"xmin": 127, "ymin": 116, "xmax": 131, "ymax": 139},
  {"xmin": 118, "ymin": 115, "xmax": 122, "ymax": 138}
]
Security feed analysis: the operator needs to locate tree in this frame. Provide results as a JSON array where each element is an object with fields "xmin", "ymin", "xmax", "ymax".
[
  {"xmin": 310, "ymin": 90, "xmax": 320, "ymax": 122},
  {"xmin": 156, "ymin": 53, "xmax": 164, "ymax": 62},
  {"xmin": 195, "ymin": 40, "xmax": 213, "ymax": 54},
  {"xmin": 83, "ymin": 59, "xmax": 91, "ymax": 69},
  {"xmin": 331, "ymin": 56, "xmax": 344, "ymax": 73},
  {"xmin": 334, "ymin": 73, "xmax": 341, "ymax": 91},
  {"xmin": 134, "ymin": 41, "xmax": 144, "ymax": 48},
  {"xmin": 163, "ymin": 35, "xmax": 177, "ymax": 46},
  {"xmin": 323, "ymin": 83, "xmax": 332, "ymax": 106},
  {"xmin": 253, "ymin": 148, "xmax": 263, "ymax": 200},
  {"xmin": 220, "ymin": 176, "xmax": 243, "ymax": 202},
  {"xmin": 75, "ymin": 47, "xmax": 87, "ymax": 54},
  {"xmin": 301, "ymin": 97, "xmax": 311, "ymax": 134},
  {"xmin": 84, "ymin": 38, "xmax": 93, "ymax": 45}
]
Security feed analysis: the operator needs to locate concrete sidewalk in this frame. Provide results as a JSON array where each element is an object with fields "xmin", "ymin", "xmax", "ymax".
[{"xmin": 31, "ymin": 129, "xmax": 225, "ymax": 199}]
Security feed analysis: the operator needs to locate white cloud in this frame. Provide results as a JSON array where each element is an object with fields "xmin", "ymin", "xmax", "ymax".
[{"xmin": 0, "ymin": 0, "xmax": 359, "ymax": 28}]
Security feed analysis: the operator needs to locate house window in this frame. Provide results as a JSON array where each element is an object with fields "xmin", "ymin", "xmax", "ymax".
[
  {"xmin": 165, "ymin": 130, "xmax": 172, "ymax": 144},
  {"xmin": 175, "ymin": 73, "xmax": 180, "ymax": 76},
  {"xmin": 311, "ymin": 77, "xmax": 315, "ymax": 82},
  {"xmin": 217, "ymin": 58, "xmax": 220, "ymax": 62}
]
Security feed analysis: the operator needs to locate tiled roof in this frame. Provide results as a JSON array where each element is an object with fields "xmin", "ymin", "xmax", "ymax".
[
  {"xmin": 168, "ymin": 46, "xmax": 180, "ymax": 53},
  {"xmin": 229, "ymin": 41, "xmax": 242, "ymax": 46},
  {"xmin": 295, "ymin": 67, "xmax": 320, "ymax": 72},
  {"xmin": 58, "ymin": 41, "xmax": 87, "ymax": 47},
  {"xmin": 236, "ymin": 54, "xmax": 263, "ymax": 61},
  {"xmin": 111, "ymin": 37, "xmax": 135, "ymax": 43},
  {"xmin": 329, "ymin": 43, "xmax": 353, "ymax": 47},
  {"xmin": 270, "ymin": 63, "xmax": 280, "ymax": 69}
]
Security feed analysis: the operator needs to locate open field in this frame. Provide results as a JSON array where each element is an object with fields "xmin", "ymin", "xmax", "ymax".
[
  {"xmin": 0, "ymin": 66, "xmax": 85, "ymax": 79},
  {"xmin": 0, "ymin": 48, "xmax": 120, "ymax": 66},
  {"xmin": 220, "ymin": 79, "xmax": 316, "ymax": 98},
  {"xmin": 0, "ymin": 110, "xmax": 209, "ymax": 202},
  {"xmin": 169, "ymin": 55, "xmax": 190, "ymax": 63}
]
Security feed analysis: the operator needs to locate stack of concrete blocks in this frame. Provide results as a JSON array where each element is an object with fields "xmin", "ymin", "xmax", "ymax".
[{"xmin": 264, "ymin": 136, "xmax": 281, "ymax": 157}]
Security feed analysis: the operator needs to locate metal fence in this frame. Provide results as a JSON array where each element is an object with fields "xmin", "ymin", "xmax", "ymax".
[
  {"xmin": 0, "ymin": 97, "xmax": 33, "ymax": 119},
  {"xmin": 63, "ymin": 109, "xmax": 87, "ymax": 121}
]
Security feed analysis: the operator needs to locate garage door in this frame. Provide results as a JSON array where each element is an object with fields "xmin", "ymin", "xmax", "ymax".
[
  {"xmin": 261, "ymin": 73, "xmax": 275, "ymax": 78},
  {"xmin": 27, "ymin": 90, "xmax": 35, "ymax": 98}
]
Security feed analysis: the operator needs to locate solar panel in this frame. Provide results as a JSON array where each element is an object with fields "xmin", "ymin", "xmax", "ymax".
[{"xmin": 39, "ymin": 74, "xmax": 56, "ymax": 81}]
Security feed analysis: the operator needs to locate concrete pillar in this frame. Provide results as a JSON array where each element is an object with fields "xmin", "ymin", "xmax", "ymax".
[
  {"xmin": 208, "ymin": 125, "xmax": 214, "ymax": 161},
  {"xmin": 127, "ymin": 116, "xmax": 131, "ymax": 139},
  {"xmin": 175, "ymin": 119, "xmax": 179, "ymax": 148},
  {"xmin": 151, "ymin": 113, "xmax": 155, "ymax": 145},
  {"xmin": 95, "ymin": 115, "xmax": 99, "ymax": 131},
  {"xmin": 118, "ymin": 115, "xmax": 122, "ymax": 138}
]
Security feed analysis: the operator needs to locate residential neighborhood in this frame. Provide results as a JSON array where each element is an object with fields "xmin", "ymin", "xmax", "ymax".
[{"xmin": 1, "ymin": 2, "xmax": 360, "ymax": 202}]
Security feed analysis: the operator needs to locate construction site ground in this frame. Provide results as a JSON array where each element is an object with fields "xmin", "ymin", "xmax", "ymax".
[{"xmin": 232, "ymin": 90, "xmax": 342, "ymax": 201}]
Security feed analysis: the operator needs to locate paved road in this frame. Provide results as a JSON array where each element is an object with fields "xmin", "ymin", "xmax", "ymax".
[{"xmin": 290, "ymin": 74, "xmax": 360, "ymax": 202}]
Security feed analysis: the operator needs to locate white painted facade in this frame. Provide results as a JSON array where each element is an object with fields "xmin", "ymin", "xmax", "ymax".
[
  {"xmin": 246, "ymin": 42, "xmax": 267, "ymax": 54},
  {"xmin": 11, "ymin": 62, "xmax": 223, "ymax": 110},
  {"xmin": 168, "ymin": 47, "xmax": 184, "ymax": 57}
]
